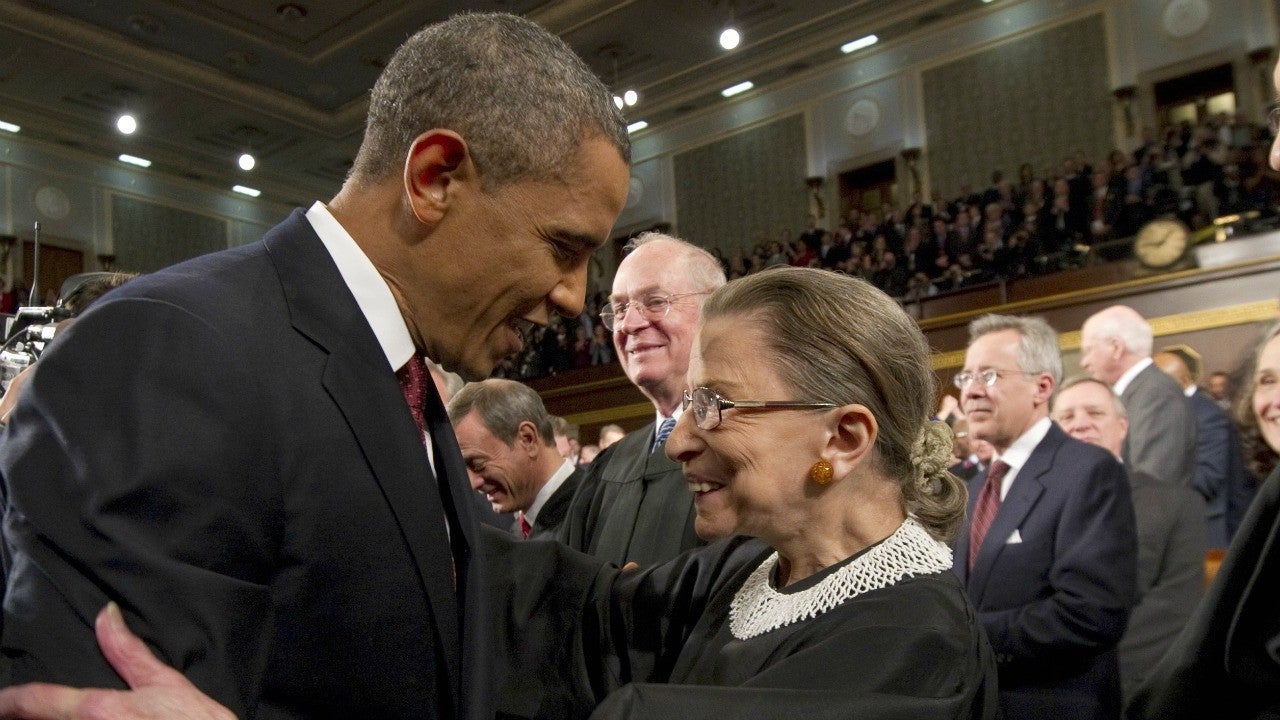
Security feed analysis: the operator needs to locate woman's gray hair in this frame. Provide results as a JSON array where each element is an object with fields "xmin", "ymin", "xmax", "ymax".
[
  {"xmin": 968, "ymin": 314, "xmax": 1063, "ymax": 385},
  {"xmin": 351, "ymin": 12, "xmax": 630, "ymax": 189},
  {"xmin": 702, "ymin": 267, "xmax": 966, "ymax": 542}
]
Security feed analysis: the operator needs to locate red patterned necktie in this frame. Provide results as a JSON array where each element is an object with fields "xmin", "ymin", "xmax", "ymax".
[
  {"xmin": 968, "ymin": 459, "xmax": 1011, "ymax": 571},
  {"xmin": 519, "ymin": 512, "xmax": 532, "ymax": 539},
  {"xmin": 396, "ymin": 353, "xmax": 429, "ymax": 435},
  {"xmin": 395, "ymin": 353, "xmax": 456, "ymax": 587}
]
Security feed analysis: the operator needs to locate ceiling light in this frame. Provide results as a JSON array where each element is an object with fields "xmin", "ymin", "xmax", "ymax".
[
  {"xmin": 116, "ymin": 114, "xmax": 138, "ymax": 135},
  {"xmin": 841, "ymin": 34, "xmax": 879, "ymax": 54},
  {"xmin": 721, "ymin": 81, "xmax": 754, "ymax": 98},
  {"xmin": 627, "ymin": 120, "xmax": 648, "ymax": 133},
  {"xmin": 719, "ymin": 27, "xmax": 741, "ymax": 50},
  {"xmin": 613, "ymin": 95, "xmax": 624, "ymax": 110},
  {"xmin": 0, "ymin": 120, "xmax": 19, "ymax": 133},
  {"xmin": 238, "ymin": 153, "xmax": 256, "ymax": 171},
  {"xmin": 233, "ymin": 185, "xmax": 261, "ymax": 197},
  {"xmin": 623, "ymin": 89, "xmax": 638, "ymax": 107},
  {"xmin": 118, "ymin": 153, "xmax": 151, "ymax": 167}
]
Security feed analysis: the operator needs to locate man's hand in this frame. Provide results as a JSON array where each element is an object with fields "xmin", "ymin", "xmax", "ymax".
[{"xmin": 0, "ymin": 603, "xmax": 236, "ymax": 720}]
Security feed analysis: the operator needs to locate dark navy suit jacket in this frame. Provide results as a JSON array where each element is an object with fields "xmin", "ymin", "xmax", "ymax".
[
  {"xmin": 1188, "ymin": 389, "xmax": 1253, "ymax": 547},
  {"xmin": 954, "ymin": 422, "xmax": 1138, "ymax": 720},
  {"xmin": 0, "ymin": 210, "xmax": 492, "ymax": 720}
]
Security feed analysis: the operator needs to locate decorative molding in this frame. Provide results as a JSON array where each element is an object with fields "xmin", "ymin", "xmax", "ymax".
[
  {"xmin": 930, "ymin": 300, "xmax": 1280, "ymax": 370},
  {"xmin": 919, "ymin": 251, "xmax": 1280, "ymax": 332}
]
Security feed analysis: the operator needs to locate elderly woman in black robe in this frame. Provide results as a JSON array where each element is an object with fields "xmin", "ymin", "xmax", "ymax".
[{"xmin": 491, "ymin": 267, "xmax": 997, "ymax": 720}]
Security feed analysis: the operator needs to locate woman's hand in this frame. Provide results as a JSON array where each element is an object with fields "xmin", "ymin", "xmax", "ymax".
[{"xmin": 0, "ymin": 604, "xmax": 236, "ymax": 720}]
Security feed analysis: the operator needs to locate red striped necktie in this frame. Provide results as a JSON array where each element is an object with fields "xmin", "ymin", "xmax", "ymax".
[{"xmin": 968, "ymin": 460, "xmax": 1011, "ymax": 571}]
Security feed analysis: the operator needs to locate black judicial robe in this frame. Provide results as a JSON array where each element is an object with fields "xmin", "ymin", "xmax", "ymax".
[
  {"xmin": 1126, "ymin": 465, "xmax": 1280, "ymax": 719},
  {"xmin": 486, "ymin": 528, "xmax": 999, "ymax": 720},
  {"xmin": 558, "ymin": 421, "xmax": 701, "ymax": 568}
]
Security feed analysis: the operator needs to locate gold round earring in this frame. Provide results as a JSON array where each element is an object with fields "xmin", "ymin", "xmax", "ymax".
[{"xmin": 809, "ymin": 460, "xmax": 834, "ymax": 485}]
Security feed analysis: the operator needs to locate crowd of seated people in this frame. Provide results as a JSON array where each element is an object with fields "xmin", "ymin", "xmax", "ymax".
[
  {"xmin": 719, "ymin": 114, "xmax": 1277, "ymax": 301},
  {"xmin": 492, "ymin": 292, "xmax": 617, "ymax": 379},
  {"xmin": 504, "ymin": 115, "xmax": 1277, "ymax": 382}
]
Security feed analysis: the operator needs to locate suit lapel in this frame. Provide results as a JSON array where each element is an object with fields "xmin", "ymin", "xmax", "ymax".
[
  {"xmin": 534, "ymin": 467, "xmax": 582, "ymax": 533},
  {"xmin": 968, "ymin": 425, "xmax": 1059, "ymax": 600},
  {"xmin": 263, "ymin": 212, "xmax": 462, "ymax": 701}
]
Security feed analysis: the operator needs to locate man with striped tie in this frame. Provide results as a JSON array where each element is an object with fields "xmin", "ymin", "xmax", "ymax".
[
  {"xmin": 558, "ymin": 233, "xmax": 725, "ymax": 568},
  {"xmin": 951, "ymin": 314, "xmax": 1137, "ymax": 720}
]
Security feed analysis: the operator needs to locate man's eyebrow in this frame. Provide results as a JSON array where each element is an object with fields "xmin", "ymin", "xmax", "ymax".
[{"xmin": 549, "ymin": 228, "xmax": 605, "ymax": 252}]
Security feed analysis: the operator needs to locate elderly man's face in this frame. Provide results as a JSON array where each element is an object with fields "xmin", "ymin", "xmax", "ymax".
[
  {"xmin": 425, "ymin": 136, "xmax": 629, "ymax": 380},
  {"xmin": 1079, "ymin": 321, "xmax": 1123, "ymax": 386},
  {"xmin": 1052, "ymin": 381, "xmax": 1127, "ymax": 458},
  {"xmin": 611, "ymin": 242, "xmax": 707, "ymax": 400}
]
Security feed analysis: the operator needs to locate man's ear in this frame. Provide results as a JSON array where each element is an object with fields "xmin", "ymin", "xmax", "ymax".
[
  {"xmin": 825, "ymin": 404, "xmax": 878, "ymax": 483},
  {"xmin": 404, "ymin": 130, "xmax": 470, "ymax": 225},
  {"xmin": 1032, "ymin": 374, "xmax": 1056, "ymax": 407},
  {"xmin": 515, "ymin": 421, "xmax": 541, "ymax": 458}
]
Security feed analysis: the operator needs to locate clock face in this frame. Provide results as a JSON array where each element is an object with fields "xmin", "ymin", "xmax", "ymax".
[{"xmin": 1135, "ymin": 219, "xmax": 1189, "ymax": 268}]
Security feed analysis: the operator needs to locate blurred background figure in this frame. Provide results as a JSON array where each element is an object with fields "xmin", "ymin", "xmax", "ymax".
[
  {"xmin": 1051, "ymin": 377, "xmax": 1204, "ymax": 708},
  {"xmin": 1153, "ymin": 345, "xmax": 1254, "ymax": 547},
  {"xmin": 1128, "ymin": 320, "xmax": 1280, "ymax": 719}
]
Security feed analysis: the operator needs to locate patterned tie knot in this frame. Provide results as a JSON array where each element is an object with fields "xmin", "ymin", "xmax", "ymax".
[
  {"xmin": 519, "ymin": 512, "xmax": 532, "ymax": 539},
  {"xmin": 652, "ymin": 417, "xmax": 677, "ymax": 454}
]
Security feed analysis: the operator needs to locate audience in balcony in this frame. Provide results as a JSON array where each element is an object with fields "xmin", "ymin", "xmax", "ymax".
[{"xmin": 503, "ymin": 114, "xmax": 1274, "ymax": 382}]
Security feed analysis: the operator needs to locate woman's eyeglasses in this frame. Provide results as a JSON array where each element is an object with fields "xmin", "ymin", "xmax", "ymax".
[{"xmin": 682, "ymin": 386, "xmax": 837, "ymax": 430}]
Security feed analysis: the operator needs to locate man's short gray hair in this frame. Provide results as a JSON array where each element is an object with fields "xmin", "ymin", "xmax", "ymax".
[
  {"xmin": 352, "ymin": 13, "xmax": 630, "ymax": 189},
  {"xmin": 446, "ymin": 378, "xmax": 555, "ymax": 446},
  {"xmin": 1088, "ymin": 308, "xmax": 1154, "ymax": 357},
  {"xmin": 968, "ymin": 314, "xmax": 1063, "ymax": 385},
  {"xmin": 1053, "ymin": 375, "xmax": 1127, "ymax": 417}
]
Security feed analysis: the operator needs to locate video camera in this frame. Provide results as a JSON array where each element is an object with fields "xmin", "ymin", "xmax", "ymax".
[
  {"xmin": 0, "ymin": 272, "xmax": 124, "ymax": 393},
  {"xmin": 0, "ymin": 305, "xmax": 69, "ymax": 392}
]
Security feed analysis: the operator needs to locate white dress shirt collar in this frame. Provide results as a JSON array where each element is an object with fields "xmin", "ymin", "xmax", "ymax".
[
  {"xmin": 524, "ymin": 459, "xmax": 575, "ymax": 529},
  {"xmin": 992, "ymin": 416, "xmax": 1052, "ymax": 500},
  {"xmin": 1112, "ymin": 357, "xmax": 1153, "ymax": 397},
  {"xmin": 305, "ymin": 201, "xmax": 416, "ymax": 371}
]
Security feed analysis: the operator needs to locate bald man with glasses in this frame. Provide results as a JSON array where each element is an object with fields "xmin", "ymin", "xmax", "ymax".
[{"xmin": 558, "ymin": 233, "xmax": 725, "ymax": 569}]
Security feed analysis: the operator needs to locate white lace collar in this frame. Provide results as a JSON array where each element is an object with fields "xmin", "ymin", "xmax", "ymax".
[{"xmin": 729, "ymin": 517, "xmax": 953, "ymax": 640}]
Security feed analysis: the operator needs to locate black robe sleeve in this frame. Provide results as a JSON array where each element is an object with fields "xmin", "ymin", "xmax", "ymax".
[{"xmin": 485, "ymin": 528, "xmax": 998, "ymax": 720}]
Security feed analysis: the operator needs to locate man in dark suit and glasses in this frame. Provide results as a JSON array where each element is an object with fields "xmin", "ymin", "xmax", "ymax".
[
  {"xmin": 0, "ymin": 12, "xmax": 630, "ymax": 720},
  {"xmin": 952, "ymin": 314, "xmax": 1137, "ymax": 720}
]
